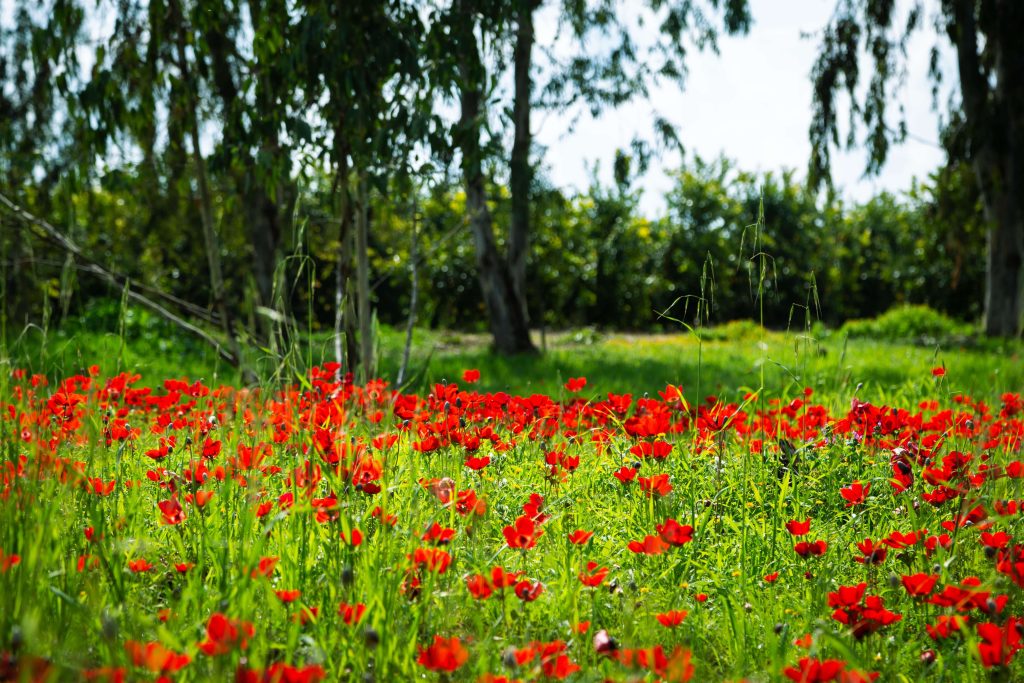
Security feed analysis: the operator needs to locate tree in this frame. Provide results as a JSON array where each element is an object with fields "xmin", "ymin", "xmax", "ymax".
[
  {"xmin": 435, "ymin": 0, "xmax": 751, "ymax": 354},
  {"xmin": 809, "ymin": 0, "xmax": 1024, "ymax": 337},
  {"xmin": 294, "ymin": 0, "xmax": 430, "ymax": 377}
]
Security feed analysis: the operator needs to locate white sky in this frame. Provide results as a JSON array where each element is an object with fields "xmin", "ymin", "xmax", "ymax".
[{"xmin": 532, "ymin": 0, "xmax": 955, "ymax": 215}]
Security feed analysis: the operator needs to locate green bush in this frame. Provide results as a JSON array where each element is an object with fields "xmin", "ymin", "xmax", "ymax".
[{"xmin": 839, "ymin": 305, "xmax": 974, "ymax": 344}]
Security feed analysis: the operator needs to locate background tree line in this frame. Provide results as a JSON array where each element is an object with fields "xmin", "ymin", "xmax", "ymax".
[{"xmin": 0, "ymin": 0, "xmax": 1020, "ymax": 379}]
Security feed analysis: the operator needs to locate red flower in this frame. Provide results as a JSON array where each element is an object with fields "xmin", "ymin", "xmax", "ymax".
[
  {"xmin": 638, "ymin": 473, "xmax": 673, "ymax": 497},
  {"xmin": 901, "ymin": 573, "xmax": 939, "ymax": 597},
  {"xmin": 504, "ymin": 515, "xmax": 542, "ymax": 549},
  {"xmin": 793, "ymin": 540, "xmax": 828, "ymax": 558},
  {"xmin": 568, "ymin": 529, "xmax": 594, "ymax": 545},
  {"xmin": 158, "ymin": 499, "xmax": 186, "ymax": 525},
  {"xmin": 514, "ymin": 580, "xmax": 544, "ymax": 601},
  {"xmin": 839, "ymin": 480, "xmax": 869, "ymax": 507},
  {"xmin": 466, "ymin": 574, "xmax": 493, "ymax": 599},
  {"xmin": 128, "ymin": 558, "xmax": 153, "ymax": 573},
  {"xmin": 565, "ymin": 377, "xmax": 587, "ymax": 393},
  {"xmin": 338, "ymin": 602, "xmax": 366, "ymax": 625},
  {"xmin": 764, "ymin": 572, "xmax": 780, "ymax": 583},
  {"xmin": 462, "ymin": 369, "xmax": 481, "ymax": 383},
  {"xmin": 251, "ymin": 556, "xmax": 279, "ymax": 578},
  {"xmin": 417, "ymin": 636, "xmax": 469, "ymax": 672},
  {"xmin": 197, "ymin": 613, "xmax": 254, "ymax": 655},
  {"xmin": 926, "ymin": 615, "xmax": 968, "ymax": 640},
  {"xmin": 490, "ymin": 566, "xmax": 523, "ymax": 589},
  {"xmin": 656, "ymin": 518, "xmax": 693, "ymax": 546},
  {"xmin": 408, "ymin": 547, "xmax": 452, "ymax": 573},
  {"xmin": 785, "ymin": 518, "xmax": 811, "ymax": 536},
  {"xmin": 275, "ymin": 589, "xmax": 301, "ymax": 603},
  {"xmin": 578, "ymin": 561, "xmax": 609, "ymax": 587},
  {"xmin": 655, "ymin": 610, "xmax": 688, "ymax": 627},
  {"xmin": 340, "ymin": 528, "xmax": 363, "ymax": 546},
  {"xmin": 854, "ymin": 538, "xmax": 886, "ymax": 565},
  {"xmin": 613, "ymin": 466, "xmax": 637, "ymax": 484},
  {"xmin": 977, "ymin": 618, "xmax": 1023, "ymax": 668},
  {"xmin": 628, "ymin": 535, "xmax": 670, "ymax": 555},
  {"xmin": 783, "ymin": 657, "xmax": 846, "ymax": 682},
  {"xmin": 981, "ymin": 531, "xmax": 1011, "ymax": 549},
  {"xmin": 931, "ymin": 366, "xmax": 946, "ymax": 377},
  {"xmin": 422, "ymin": 522, "xmax": 456, "ymax": 545}
]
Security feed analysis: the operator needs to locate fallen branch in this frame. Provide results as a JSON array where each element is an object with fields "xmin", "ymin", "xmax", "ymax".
[{"xmin": 0, "ymin": 190, "xmax": 238, "ymax": 366}]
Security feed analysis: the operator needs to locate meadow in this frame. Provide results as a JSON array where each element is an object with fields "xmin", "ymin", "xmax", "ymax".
[{"xmin": 2, "ymin": 315, "xmax": 1023, "ymax": 682}]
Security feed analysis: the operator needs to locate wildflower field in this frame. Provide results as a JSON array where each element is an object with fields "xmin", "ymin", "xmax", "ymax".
[{"xmin": 2, "ymin": 342, "xmax": 1024, "ymax": 682}]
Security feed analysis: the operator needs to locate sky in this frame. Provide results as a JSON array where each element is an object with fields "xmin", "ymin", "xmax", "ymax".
[{"xmin": 532, "ymin": 0, "xmax": 955, "ymax": 215}]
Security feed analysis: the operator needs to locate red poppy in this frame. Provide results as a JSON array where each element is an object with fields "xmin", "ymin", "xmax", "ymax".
[
  {"xmin": 854, "ymin": 538, "xmax": 887, "ymax": 565},
  {"xmin": 793, "ymin": 540, "xmax": 828, "ymax": 558},
  {"xmin": 578, "ymin": 562, "xmax": 609, "ymax": 587},
  {"xmin": 275, "ymin": 589, "xmax": 301, "ymax": 603},
  {"xmin": 338, "ymin": 602, "xmax": 366, "ymax": 625},
  {"xmin": 785, "ymin": 518, "xmax": 811, "ymax": 536},
  {"xmin": 568, "ymin": 529, "xmax": 594, "ymax": 545},
  {"xmin": 466, "ymin": 573, "xmax": 493, "ymax": 599},
  {"xmin": 977, "ymin": 618, "xmax": 1023, "ymax": 668},
  {"xmin": 490, "ymin": 565, "xmax": 523, "ymax": 589},
  {"xmin": 197, "ymin": 613, "xmax": 254, "ymax": 655},
  {"xmin": 462, "ymin": 369, "xmax": 481, "ymax": 383},
  {"xmin": 417, "ymin": 636, "xmax": 469, "ymax": 672},
  {"xmin": 565, "ymin": 377, "xmax": 587, "ymax": 392},
  {"xmin": 628, "ymin": 535, "xmax": 670, "ymax": 555},
  {"xmin": 503, "ymin": 515, "xmax": 542, "ymax": 549},
  {"xmin": 764, "ymin": 572, "xmax": 780, "ymax": 583},
  {"xmin": 839, "ymin": 481, "xmax": 869, "ymax": 507},
  {"xmin": 158, "ymin": 499, "xmax": 186, "ymax": 525},
  {"xmin": 783, "ymin": 657, "xmax": 846, "ymax": 682},
  {"xmin": 656, "ymin": 518, "xmax": 693, "ymax": 546},
  {"xmin": 251, "ymin": 556, "xmax": 279, "ymax": 578},
  {"xmin": 422, "ymin": 522, "xmax": 456, "ymax": 544},
  {"xmin": 638, "ymin": 473, "xmax": 673, "ymax": 497},
  {"xmin": 613, "ymin": 466, "xmax": 638, "ymax": 484},
  {"xmin": 926, "ymin": 615, "xmax": 969, "ymax": 640},
  {"xmin": 901, "ymin": 573, "xmax": 939, "ymax": 597},
  {"xmin": 128, "ymin": 558, "xmax": 153, "ymax": 573},
  {"xmin": 409, "ymin": 547, "xmax": 451, "ymax": 573},
  {"xmin": 655, "ymin": 610, "xmax": 688, "ymax": 627},
  {"xmin": 514, "ymin": 580, "xmax": 544, "ymax": 602}
]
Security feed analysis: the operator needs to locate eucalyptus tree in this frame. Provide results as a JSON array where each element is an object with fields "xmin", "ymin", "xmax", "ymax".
[
  {"xmin": 809, "ymin": 0, "xmax": 1024, "ymax": 337},
  {"xmin": 433, "ymin": 0, "xmax": 751, "ymax": 354},
  {"xmin": 293, "ymin": 0, "xmax": 432, "ymax": 378}
]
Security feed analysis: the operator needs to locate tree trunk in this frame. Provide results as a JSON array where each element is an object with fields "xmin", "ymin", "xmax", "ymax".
[
  {"xmin": 953, "ymin": 0, "xmax": 1024, "ymax": 337},
  {"xmin": 398, "ymin": 196, "xmax": 420, "ymax": 386},
  {"xmin": 456, "ymin": 1, "xmax": 535, "ymax": 355},
  {"xmin": 355, "ymin": 175, "xmax": 374, "ymax": 382},
  {"xmin": 171, "ymin": 0, "xmax": 248, "ymax": 375},
  {"xmin": 509, "ymin": 0, "xmax": 537, "ymax": 328},
  {"xmin": 983, "ymin": 192, "xmax": 1024, "ymax": 336},
  {"xmin": 333, "ymin": 153, "xmax": 359, "ymax": 375}
]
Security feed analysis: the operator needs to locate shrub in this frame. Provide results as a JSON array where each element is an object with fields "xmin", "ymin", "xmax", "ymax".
[{"xmin": 839, "ymin": 305, "xmax": 974, "ymax": 344}]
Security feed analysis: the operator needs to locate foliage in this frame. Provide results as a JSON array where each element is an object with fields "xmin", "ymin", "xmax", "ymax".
[{"xmin": 839, "ymin": 305, "xmax": 974, "ymax": 345}]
